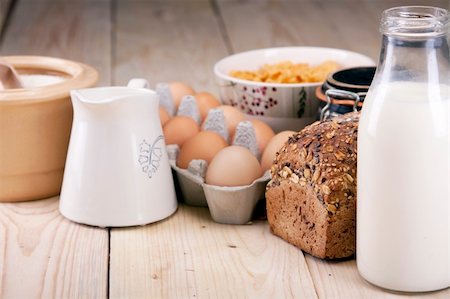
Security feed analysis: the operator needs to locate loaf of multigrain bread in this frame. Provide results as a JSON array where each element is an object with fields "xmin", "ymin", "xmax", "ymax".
[{"xmin": 266, "ymin": 112, "xmax": 359, "ymax": 259}]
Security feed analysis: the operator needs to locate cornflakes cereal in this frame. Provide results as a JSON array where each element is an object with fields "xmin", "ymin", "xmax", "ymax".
[{"xmin": 230, "ymin": 60, "xmax": 339, "ymax": 83}]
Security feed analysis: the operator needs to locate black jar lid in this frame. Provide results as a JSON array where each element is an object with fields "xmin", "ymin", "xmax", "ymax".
[{"xmin": 316, "ymin": 66, "xmax": 376, "ymax": 107}]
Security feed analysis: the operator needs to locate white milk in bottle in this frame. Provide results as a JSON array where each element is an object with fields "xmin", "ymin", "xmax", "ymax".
[
  {"xmin": 357, "ymin": 6, "xmax": 450, "ymax": 292},
  {"xmin": 358, "ymin": 82, "xmax": 449, "ymax": 291}
]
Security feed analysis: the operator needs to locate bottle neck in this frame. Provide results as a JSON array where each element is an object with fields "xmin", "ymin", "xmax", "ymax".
[
  {"xmin": 380, "ymin": 6, "xmax": 449, "ymax": 36},
  {"xmin": 373, "ymin": 6, "xmax": 449, "ymax": 86},
  {"xmin": 376, "ymin": 33, "xmax": 449, "ymax": 83}
]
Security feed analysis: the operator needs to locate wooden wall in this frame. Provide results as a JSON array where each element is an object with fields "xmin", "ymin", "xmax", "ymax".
[{"xmin": 0, "ymin": 0, "xmax": 12, "ymax": 35}]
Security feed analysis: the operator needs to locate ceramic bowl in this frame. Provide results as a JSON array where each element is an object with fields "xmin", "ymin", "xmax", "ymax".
[
  {"xmin": 0, "ymin": 56, "xmax": 98, "ymax": 202},
  {"xmin": 214, "ymin": 47, "xmax": 375, "ymax": 131}
]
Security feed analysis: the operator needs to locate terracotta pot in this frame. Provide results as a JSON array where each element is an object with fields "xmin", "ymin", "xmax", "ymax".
[{"xmin": 0, "ymin": 56, "xmax": 98, "ymax": 202}]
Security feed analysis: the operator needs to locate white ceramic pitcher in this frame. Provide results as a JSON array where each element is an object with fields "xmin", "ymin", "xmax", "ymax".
[{"xmin": 60, "ymin": 79, "xmax": 177, "ymax": 227}]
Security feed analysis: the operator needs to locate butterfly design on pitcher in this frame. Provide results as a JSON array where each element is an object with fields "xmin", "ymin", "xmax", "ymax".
[{"xmin": 138, "ymin": 135, "xmax": 164, "ymax": 179}]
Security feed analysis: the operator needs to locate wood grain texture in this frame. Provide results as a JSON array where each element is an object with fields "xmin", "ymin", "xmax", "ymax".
[
  {"xmin": 219, "ymin": 1, "xmax": 378, "ymax": 58},
  {"xmin": 217, "ymin": 0, "xmax": 449, "ymax": 60},
  {"xmin": 110, "ymin": 205, "xmax": 317, "ymax": 299},
  {"xmin": 0, "ymin": 0, "xmax": 112, "ymax": 85},
  {"xmin": 0, "ymin": 0, "xmax": 12, "ymax": 35},
  {"xmin": 0, "ymin": 197, "xmax": 108, "ymax": 299},
  {"xmin": 114, "ymin": 0, "xmax": 229, "ymax": 91},
  {"xmin": 305, "ymin": 256, "xmax": 450, "ymax": 299}
]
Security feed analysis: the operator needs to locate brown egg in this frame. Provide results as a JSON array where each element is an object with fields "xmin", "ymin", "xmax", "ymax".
[
  {"xmin": 250, "ymin": 119, "xmax": 275, "ymax": 153},
  {"xmin": 216, "ymin": 105, "xmax": 246, "ymax": 136},
  {"xmin": 163, "ymin": 116, "xmax": 200, "ymax": 147},
  {"xmin": 177, "ymin": 131, "xmax": 228, "ymax": 169},
  {"xmin": 206, "ymin": 146, "xmax": 262, "ymax": 186},
  {"xmin": 261, "ymin": 130, "xmax": 296, "ymax": 171},
  {"xmin": 159, "ymin": 106, "xmax": 170, "ymax": 126},
  {"xmin": 195, "ymin": 92, "xmax": 221, "ymax": 121},
  {"xmin": 169, "ymin": 81, "xmax": 195, "ymax": 108}
]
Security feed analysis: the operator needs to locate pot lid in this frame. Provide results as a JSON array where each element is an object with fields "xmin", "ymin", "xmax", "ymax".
[{"xmin": 0, "ymin": 56, "xmax": 98, "ymax": 103}]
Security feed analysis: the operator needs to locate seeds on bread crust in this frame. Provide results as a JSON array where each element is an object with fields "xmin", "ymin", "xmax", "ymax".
[{"xmin": 266, "ymin": 112, "xmax": 359, "ymax": 259}]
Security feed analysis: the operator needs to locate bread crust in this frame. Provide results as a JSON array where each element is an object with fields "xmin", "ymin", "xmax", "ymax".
[{"xmin": 266, "ymin": 112, "xmax": 359, "ymax": 259}]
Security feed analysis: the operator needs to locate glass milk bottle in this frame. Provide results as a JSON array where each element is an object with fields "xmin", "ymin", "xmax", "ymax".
[{"xmin": 357, "ymin": 6, "xmax": 449, "ymax": 292}]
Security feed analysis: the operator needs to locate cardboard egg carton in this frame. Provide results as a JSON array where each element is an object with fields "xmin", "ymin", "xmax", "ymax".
[
  {"xmin": 167, "ymin": 145, "xmax": 270, "ymax": 224},
  {"xmin": 164, "ymin": 95, "xmax": 270, "ymax": 224}
]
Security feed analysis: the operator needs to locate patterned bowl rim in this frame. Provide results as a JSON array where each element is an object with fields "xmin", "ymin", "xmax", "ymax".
[{"xmin": 214, "ymin": 46, "xmax": 375, "ymax": 89}]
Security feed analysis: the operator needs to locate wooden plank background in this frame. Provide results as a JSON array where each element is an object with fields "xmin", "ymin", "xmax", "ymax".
[
  {"xmin": 0, "ymin": 0, "xmax": 12, "ymax": 35},
  {"xmin": 0, "ymin": 0, "xmax": 449, "ymax": 298}
]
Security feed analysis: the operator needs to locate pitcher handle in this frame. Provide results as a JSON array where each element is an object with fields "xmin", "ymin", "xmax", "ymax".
[{"xmin": 127, "ymin": 78, "xmax": 149, "ymax": 89}]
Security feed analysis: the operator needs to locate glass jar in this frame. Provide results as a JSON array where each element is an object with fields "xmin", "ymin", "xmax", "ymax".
[
  {"xmin": 357, "ymin": 6, "xmax": 449, "ymax": 292},
  {"xmin": 316, "ymin": 66, "xmax": 376, "ymax": 120}
]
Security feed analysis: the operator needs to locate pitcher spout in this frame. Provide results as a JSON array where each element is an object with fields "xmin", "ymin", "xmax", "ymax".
[
  {"xmin": 71, "ymin": 82, "xmax": 158, "ymax": 116},
  {"xmin": 71, "ymin": 78, "xmax": 152, "ymax": 104}
]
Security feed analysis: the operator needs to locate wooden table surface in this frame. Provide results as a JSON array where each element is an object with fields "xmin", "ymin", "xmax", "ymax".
[{"xmin": 0, "ymin": 1, "xmax": 449, "ymax": 298}]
